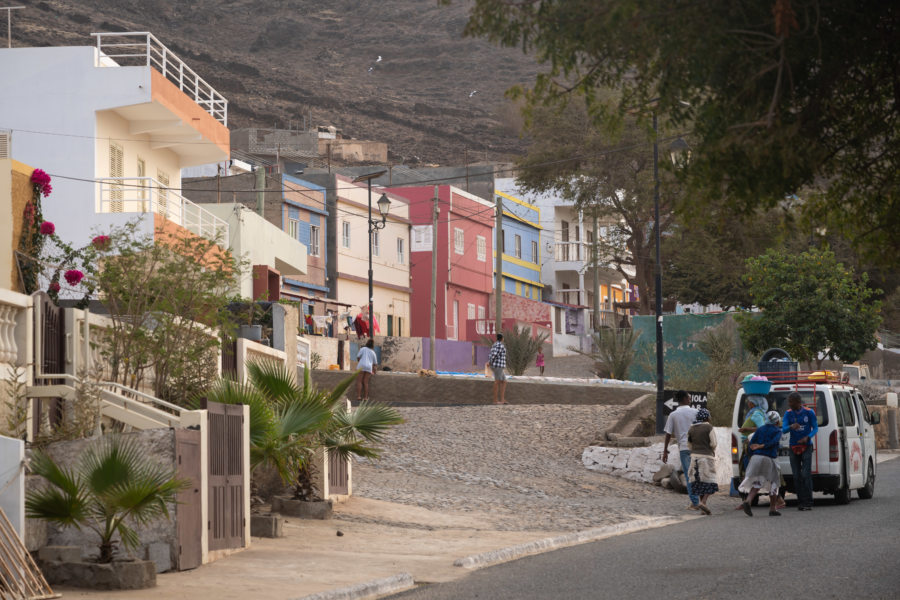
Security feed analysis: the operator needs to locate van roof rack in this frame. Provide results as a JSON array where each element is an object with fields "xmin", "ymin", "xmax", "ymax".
[{"xmin": 757, "ymin": 370, "xmax": 850, "ymax": 385}]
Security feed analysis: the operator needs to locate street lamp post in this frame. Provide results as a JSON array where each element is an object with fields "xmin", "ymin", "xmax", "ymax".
[
  {"xmin": 652, "ymin": 111, "xmax": 690, "ymax": 418},
  {"xmin": 352, "ymin": 171, "xmax": 390, "ymax": 338}
]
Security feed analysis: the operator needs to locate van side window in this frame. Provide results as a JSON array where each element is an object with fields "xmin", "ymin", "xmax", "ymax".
[
  {"xmin": 834, "ymin": 393, "xmax": 845, "ymax": 427},
  {"xmin": 835, "ymin": 392, "xmax": 856, "ymax": 426},
  {"xmin": 855, "ymin": 393, "xmax": 871, "ymax": 423}
]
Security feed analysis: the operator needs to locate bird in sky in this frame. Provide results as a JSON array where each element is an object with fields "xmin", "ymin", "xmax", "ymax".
[
  {"xmin": 468, "ymin": 90, "xmax": 478, "ymax": 98},
  {"xmin": 376, "ymin": 55, "xmax": 383, "ymax": 62}
]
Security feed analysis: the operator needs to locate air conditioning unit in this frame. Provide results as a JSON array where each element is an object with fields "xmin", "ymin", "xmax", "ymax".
[{"xmin": 0, "ymin": 130, "xmax": 10, "ymax": 159}]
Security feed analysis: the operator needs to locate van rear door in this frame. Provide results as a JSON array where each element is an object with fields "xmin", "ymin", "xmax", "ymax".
[{"xmin": 834, "ymin": 390, "xmax": 864, "ymax": 488}]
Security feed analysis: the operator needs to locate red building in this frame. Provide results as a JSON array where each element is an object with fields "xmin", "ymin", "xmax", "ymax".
[{"xmin": 388, "ymin": 185, "xmax": 495, "ymax": 341}]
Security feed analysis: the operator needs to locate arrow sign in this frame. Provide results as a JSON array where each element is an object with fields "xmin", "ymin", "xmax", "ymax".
[{"xmin": 663, "ymin": 399, "xmax": 679, "ymax": 411}]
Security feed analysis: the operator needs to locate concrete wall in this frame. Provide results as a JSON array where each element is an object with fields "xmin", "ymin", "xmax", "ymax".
[
  {"xmin": 0, "ymin": 435, "xmax": 25, "ymax": 540},
  {"xmin": 377, "ymin": 336, "xmax": 422, "ymax": 372},
  {"xmin": 422, "ymin": 338, "xmax": 478, "ymax": 372},
  {"xmin": 304, "ymin": 335, "xmax": 350, "ymax": 370},
  {"xmin": 311, "ymin": 370, "xmax": 647, "ymax": 406}
]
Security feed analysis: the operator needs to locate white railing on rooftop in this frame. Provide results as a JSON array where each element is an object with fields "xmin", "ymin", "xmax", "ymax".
[
  {"xmin": 91, "ymin": 32, "xmax": 228, "ymax": 126},
  {"xmin": 98, "ymin": 177, "xmax": 229, "ymax": 246}
]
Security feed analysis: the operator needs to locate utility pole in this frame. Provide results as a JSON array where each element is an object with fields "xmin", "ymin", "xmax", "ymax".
[
  {"xmin": 429, "ymin": 185, "xmax": 438, "ymax": 370},
  {"xmin": 592, "ymin": 211, "xmax": 600, "ymax": 332},
  {"xmin": 2, "ymin": 6, "xmax": 23, "ymax": 48},
  {"xmin": 494, "ymin": 194, "xmax": 503, "ymax": 334},
  {"xmin": 255, "ymin": 166, "xmax": 265, "ymax": 217}
]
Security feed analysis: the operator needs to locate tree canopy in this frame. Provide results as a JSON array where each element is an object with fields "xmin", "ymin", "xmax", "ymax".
[
  {"xmin": 736, "ymin": 248, "xmax": 881, "ymax": 366},
  {"xmin": 459, "ymin": 1, "xmax": 900, "ymax": 265}
]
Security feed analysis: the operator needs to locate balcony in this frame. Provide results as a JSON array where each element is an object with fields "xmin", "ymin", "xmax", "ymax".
[
  {"xmin": 93, "ymin": 32, "xmax": 227, "ymax": 125},
  {"xmin": 98, "ymin": 177, "xmax": 228, "ymax": 245},
  {"xmin": 554, "ymin": 241, "xmax": 592, "ymax": 265}
]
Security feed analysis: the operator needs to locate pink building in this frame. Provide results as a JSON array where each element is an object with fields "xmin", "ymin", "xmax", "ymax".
[{"xmin": 388, "ymin": 185, "xmax": 495, "ymax": 341}]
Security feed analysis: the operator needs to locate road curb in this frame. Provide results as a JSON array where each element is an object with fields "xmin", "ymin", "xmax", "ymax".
[
  {"xmin": 290, "ymin": 573, "xmax": 416, "ymax": 600},
  {"xmin": 453, "ymin": 516, "xmax": 691, "ymax": 570}
]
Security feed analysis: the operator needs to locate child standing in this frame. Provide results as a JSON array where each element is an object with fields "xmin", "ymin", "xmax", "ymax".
[{"xmin": 536, "ymin": 348, "xmax": 545, "ymax": 376}]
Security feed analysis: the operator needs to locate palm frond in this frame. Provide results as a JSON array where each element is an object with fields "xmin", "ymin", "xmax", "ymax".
[
  {"xmin": 332, "ymin": 401, "xmax": 404, "ymax": 444},
  {"xmin": 325, "ymin": 372, "xmax": 359, "ymax": 405},
  {"xmin": 247, "ymin": 359, "xmax": 301, "ymax": 403},
  {"xmin": 205, "ymin": 378, "xmax": 274, "ymax": 448}
]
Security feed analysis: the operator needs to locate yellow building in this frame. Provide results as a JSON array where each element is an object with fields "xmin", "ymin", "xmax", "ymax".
[{"xmin": 333, "ymin": 174, "xmax": 411, "ymax": 337}]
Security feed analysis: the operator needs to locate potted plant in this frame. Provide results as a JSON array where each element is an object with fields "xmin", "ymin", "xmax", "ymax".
[
  {"xmin": 204, "ymin": 360, "xmax": 403, "ymax": 518},
  {"xmin": 26, "ymin": 435, "xmax": 188, "ymax": 589}
]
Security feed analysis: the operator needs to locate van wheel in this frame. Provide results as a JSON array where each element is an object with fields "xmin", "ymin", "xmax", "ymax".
[
  {"xmin": 834, "ymin": 481, "xmax": 852, "ymax": 505},
  {"xmin": 858, "ymin": 462, "xmax": 875, "ymax": 499}
]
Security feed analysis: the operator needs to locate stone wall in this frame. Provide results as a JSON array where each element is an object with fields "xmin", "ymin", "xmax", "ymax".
[
  {"xmin": 29, "ymin": 430, "xmax": 182, "ymax": 573},
  {"xmin": 582, "ymin": 427, "xmax": 734, "ymax": 486},
  {"xmin": 312, "ymin": 370, "xmax": 648, "ymax": 406},
  {"xmin": 375, "ymin": 336, "xmax": 422, "ymax": 372}
]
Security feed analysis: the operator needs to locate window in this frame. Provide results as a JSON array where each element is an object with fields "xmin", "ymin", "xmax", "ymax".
[
  {"xmin": 467, "ymin": 303, "xmax": 476, "ymax": 321},
  {"xmin": 587, "ymin": 230, "xmax": 594, "ymax": 244},
  {"xmin": 342, "ymin": 221, "xmax": 351, "ymax": 248},
  {"xmin": 288, "ymin": 219, "xmax": 299, "ymax": 240},
  {"xmin": 476, "ymin": 305, "xmax": 486, "ymax": 334},
  {"xmin": 157, "ymin": 169, "xmax": 170, "ymax": 217},
  {"xmin": 372, "ymin": 230, "xmax": 380, "ymax": 257},
  {"xmin": 309, "ymin": 225, "xmax": 320, "ymax": 256},
  {"xmin": 561, "ymin": 220, "xmax": 569, "ymax": 242},
  {"xmin": 109, "ymin": 143, "xmax": 124, "ymax": 211},
  {"xmin": 531, "ymin": 240, "xmax": 538, "ymax": 264},
  {"xmin": 514, "ymin": 234, "xmax": 522, "ymax": 258},
  {"xmin": 454, "ymin": 227, "xmax": 465, "ymax": 254},
  {"xmin": 476, "ymin": 235, "xmax": 486, "ymax": 261},
  {"xmin": 397, "ymin": 237, "xmax": 405, "ymax": 265}
]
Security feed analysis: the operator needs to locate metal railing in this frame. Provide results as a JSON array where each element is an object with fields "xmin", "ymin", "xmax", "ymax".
[
  {"xmin": 92, "ymin": 32, "xmax": 228, "ymax": 126},
  {"xmin": 98, "ymin": 177, "xmax": 229, "ymax": 245}
]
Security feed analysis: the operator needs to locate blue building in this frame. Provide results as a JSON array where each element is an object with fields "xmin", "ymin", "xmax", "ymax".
[{"xmin": 494, "ymin": 190, "xmax": 543, "ymax": 300}]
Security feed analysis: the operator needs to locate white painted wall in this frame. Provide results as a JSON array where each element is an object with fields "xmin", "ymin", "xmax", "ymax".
[
  {"xmin": 0, "ymin": 435, "xmax": 25, "ymax": 540},
  {"xmin": 0, "ymin": 47, "xmax": 160, "ymax": 249},
  {"xmin": 203, "ymin": 203, "xmax": 307, "ymax": 299}
]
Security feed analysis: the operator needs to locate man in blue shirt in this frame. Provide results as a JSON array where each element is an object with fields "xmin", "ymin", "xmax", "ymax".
[{"xmin": 782, "ymin": 392, "xmax": 819, "ymax": 511}]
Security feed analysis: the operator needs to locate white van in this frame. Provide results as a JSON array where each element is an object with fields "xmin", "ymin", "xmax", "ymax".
[{"xmin": 731, "ymin": 372, "xmax": 881, "ymax": 504}]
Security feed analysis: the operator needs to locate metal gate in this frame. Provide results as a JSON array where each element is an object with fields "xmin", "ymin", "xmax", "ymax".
[
  {"xmin": 33, "ymin": 292, "xmax": 65, "ymax": 437},
  {"xmin": 202, "ymin": 400, "xmax": 244, "ymax": 551},
  {"xmin": 328, "ymin": 450, "xmax": 349, "ymax": 496},
  {"xmin": 175, "ymin": 428, "xmax": 202, "ymax": 570}
]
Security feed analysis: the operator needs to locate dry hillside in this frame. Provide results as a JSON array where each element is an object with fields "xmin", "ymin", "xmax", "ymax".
[{"xmin": 11, "ymin": 0, "xmax": 540, "ymax": 165}]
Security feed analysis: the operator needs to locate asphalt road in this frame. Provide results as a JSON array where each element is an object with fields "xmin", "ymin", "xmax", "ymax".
[{"xmin": 388, "ymin": 457, "xmax": 900, "ymax": 600}]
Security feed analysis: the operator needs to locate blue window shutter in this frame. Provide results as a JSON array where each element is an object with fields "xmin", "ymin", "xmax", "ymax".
[
  {"xmin": 310, "ymin": 214, "xmax": 320, "ymax": 226},
  {"xmin": 299, "ymin": 221, "xmax": 310, "ymax": 247}
]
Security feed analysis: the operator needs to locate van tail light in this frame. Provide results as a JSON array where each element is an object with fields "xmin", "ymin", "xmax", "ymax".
[
  {"xmin": 829, "ymin": 430, "xmax": 839, "ymax": 462},
  {"xmin": 731, "ymin": 434, "xmax": 739, "ymax": 464}
]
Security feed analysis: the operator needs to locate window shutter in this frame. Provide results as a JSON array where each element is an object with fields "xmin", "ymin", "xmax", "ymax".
[
  {"xmin": 0, "ymin": 130, "xmax": 10, "ymax": 159},
  {"xmin": 109, "ymin": 143, "xmax": 124, "ymax": 212}
]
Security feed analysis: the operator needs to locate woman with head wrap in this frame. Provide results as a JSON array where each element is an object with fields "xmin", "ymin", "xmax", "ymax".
[
  {"xmin": 687, "ymin": 408, "xmax": 718, "ymax": 515},
  {"xmin": 738, "ymin": 411, "xmax": 784, "ymax": 516}
]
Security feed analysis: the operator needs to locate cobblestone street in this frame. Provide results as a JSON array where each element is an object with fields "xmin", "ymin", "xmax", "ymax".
[{"xmin": 352, "ymin": 404, "xmax": 702, "ymax": 532}]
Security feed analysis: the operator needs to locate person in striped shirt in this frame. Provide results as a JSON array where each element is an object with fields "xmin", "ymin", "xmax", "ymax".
[{"xmin": 488, "ymin": 333, "xmax": 508, "ymax": 405}]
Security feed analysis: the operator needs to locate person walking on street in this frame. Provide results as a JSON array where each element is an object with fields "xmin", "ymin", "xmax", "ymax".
[
  {"xmin": 356, "ymin": 339, "xmax": 378, "ymax": 401},
  {"xmin": 662, "ymin": 390, "xmax": 700, "ymax": 510},
  {"xmin": 488, "ymin": 333, "xmax": 508, "ymax": 404},
  {"xmin": 783, "ymin": 391, "xmax": 819, "ymax": 511},
  {"xmin": 738, "ymin": 410, "xmax": 784, "ymax": 516},
  {"xmin": 687, "ymin": 408, "xmax": 718, "ymax": 515}
]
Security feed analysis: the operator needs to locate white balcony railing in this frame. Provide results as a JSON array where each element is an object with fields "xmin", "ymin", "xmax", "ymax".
[
  {"xmin": 92, "ymin": 32, "xmax": 228, "ymax": 126},
  {"xmin": 98, "ymin": 177, "xmax": 228, "ymax": 246},
  {"xmin": 555, "ymin": 241, "xmax": 590, "ymax": 263}
]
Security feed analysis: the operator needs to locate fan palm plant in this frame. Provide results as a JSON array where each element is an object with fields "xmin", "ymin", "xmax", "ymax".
[
  {"xmin": 25, "ymin": 435, "xmax": 188, "ymax": 563},
  {"xmin": 204, "ymin": 360, "xmax": 403, "ymax": 500}
]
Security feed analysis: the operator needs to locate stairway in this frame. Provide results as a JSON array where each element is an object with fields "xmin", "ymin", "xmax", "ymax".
[{"xmin": 27, "ymin": 374, "xmax": 185, "ymax": 431}]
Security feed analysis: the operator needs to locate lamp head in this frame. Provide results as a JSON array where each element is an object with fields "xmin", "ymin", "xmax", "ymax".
[
  {"xmin": 668, "ymin": 137, "xmax": 691, "ymax": 168},
  {"xmin": 377, "ymin": 193, "xmax": 391, "ymax": 218}
]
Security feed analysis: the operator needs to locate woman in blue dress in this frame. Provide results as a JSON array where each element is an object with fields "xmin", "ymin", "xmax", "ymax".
[{"xmin": 738, "ymin": 411, "xmax": 783, "ymax": 517}]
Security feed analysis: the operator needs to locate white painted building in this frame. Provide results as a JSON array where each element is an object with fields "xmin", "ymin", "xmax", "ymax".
[
  {"xmin": 0, "ymin": 32, "xmax": 230, "ymax": 251},
  {"xmin": 495, "ymin": 178, "xmax": 634, "ymax": 356},
  {"xmin": 203, "ymin": 203, "xmax": 307, "ymax": 299}
]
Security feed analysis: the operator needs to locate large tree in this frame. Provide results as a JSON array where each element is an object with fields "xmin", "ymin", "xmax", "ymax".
[
  {"xmin": 458, "ymin": 1, "xmax": 900, "ymax": 265},
  {"xmin": 736, "ymin": 248, "xmax": 881, "ymax": 367},
  {"xmin": 513, "ymin": 100, "xmax": 675, "ymax": 315}
]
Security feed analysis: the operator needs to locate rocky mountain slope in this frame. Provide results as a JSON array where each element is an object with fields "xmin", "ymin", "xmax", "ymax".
[{"xmin": 12, "ymin": 0, "xmax": 540, "ymax": 165}]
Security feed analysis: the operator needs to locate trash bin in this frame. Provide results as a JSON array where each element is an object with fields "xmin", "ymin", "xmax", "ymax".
[{"xmin": 758, "ymin": 348, "xmax": 798, "ymax": 382}]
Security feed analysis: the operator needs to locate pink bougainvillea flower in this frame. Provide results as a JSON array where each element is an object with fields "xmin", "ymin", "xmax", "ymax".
[
  {"xmin": 64, "ymin": 269, "xmax": 84, "ymax": 286},
  {"xmin": 48, "ymin": 281, "xmax": 61, "ymax": 294},
  {"xmin": 39, "ymin": 221, "xmax": 55, "ymax": 235},
  {"xmin": 91, "ymin": 235, "xmax": 111, "ymax": 250},
  {"xmin": 23, "ymin": 202, "xmax": 35, "ymax": 226},
  {"xmin": 30, "ymin": 169, "xmax": 53, "ymax": 197}
]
